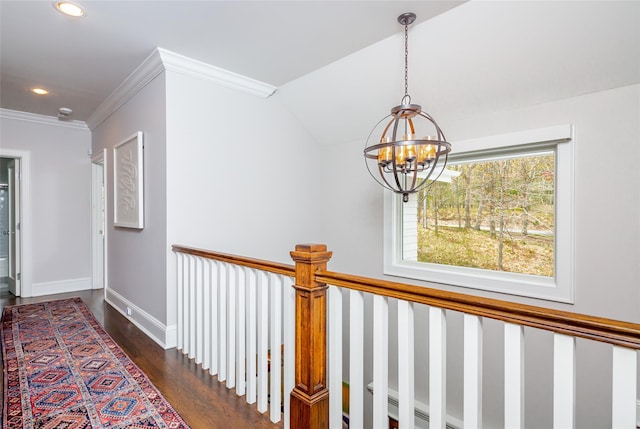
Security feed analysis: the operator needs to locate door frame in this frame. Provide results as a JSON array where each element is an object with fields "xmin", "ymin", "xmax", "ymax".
[
  {"xmin": 7, "ymin": 159, "xmax": 20, "ymax": 295},
  {"xmin": 0, "ymin": 149, "xmax": 31, "ymax": 297},
  {"xmin": 91, "ymin": 149, "xmax": 107, "ymax": 292}
]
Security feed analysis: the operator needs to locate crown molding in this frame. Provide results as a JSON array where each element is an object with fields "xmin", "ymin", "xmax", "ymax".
[
  {"xmin": 86, "ymin": 47, "xmax": 277, "ymax": 131},
  {"xmin": 156, "ymin": 48, "xmax": 277, "ymax": 99},
  {"xmin": 86, "ymin": 48, "xmax": 165, "ymax": 130},
  {"xmin": 0, "ymin": 108, "xmax": 89, "ymax": 130}
]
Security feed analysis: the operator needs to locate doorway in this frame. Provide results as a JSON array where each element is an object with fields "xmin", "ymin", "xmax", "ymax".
[
  {"xmin": 0, "ymin": 162, "xmax": 9, "ymax": 289},
  {"xmin": 0, "ymin": 149, "xmax": 31, "ymax": 297},
  {"xmin": 0, "ymin": 157, "xmax": 21, "ymax": 295}
]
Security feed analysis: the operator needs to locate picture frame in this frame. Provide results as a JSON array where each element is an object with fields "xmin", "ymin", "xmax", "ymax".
[{"xmin": 113, "ymin": 131, "xmax": 144, "ymax": 229}]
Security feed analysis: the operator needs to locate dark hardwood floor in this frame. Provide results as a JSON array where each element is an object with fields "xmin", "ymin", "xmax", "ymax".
[{"xmin": 0, "ymin": 289, "xmax": 282, "ymax": 429}]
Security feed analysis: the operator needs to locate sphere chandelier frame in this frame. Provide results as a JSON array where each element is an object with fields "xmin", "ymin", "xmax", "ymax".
[{"xmin": 364, "ymin": 12, "xmax": 452, "ymax": 203}]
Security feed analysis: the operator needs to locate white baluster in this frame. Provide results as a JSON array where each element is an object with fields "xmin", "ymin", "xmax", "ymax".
[
  {"xmin": 176, "ymin": 253, "xmax": 184, "ymax": 351},
  {"xmin": 398, "ymin": 300, "xmax": 415, "ymax": 429},
  {"xmin": 185, "ymin": 255, "xmax": 191, "ymax": 357},
  {"xmin": 553, "ymin": 333, "xmax": 575, "ymax": 429},
  {"xmin": 612, "ymin": 345, "xmax": 637, "ymax": 428},
  {"xmin": 181, "ymin": 254, "xmax": 188, "ymax": 354},
  {"xmin": 188, "ymin": 255, "xmax": 196, "ymax": 359},
  {"xmin": 430, "ymin": 306, "xmax": 446, "ymax": 429},
  {"xmin": 202, "ymin": 259, "xmax": 211, "ymax": 370},
  {"xmin": 372, "ymin": 294, "xmax": 389, "ymax": 429},
  {"xmin": 246, "ymin": 269, "xmax": 257, "ymax": 404},
  {"xmin": 329, "ymin": 286, "xmax": 344, "ymax": 429},
  {"xmin": 227, "ymin": 263, "xmax": 236, "ymax": 389},
  {"xmin": 185, "ymin": 255, "xmax": 193, "ymax": 356},
  {"xmin": 209, "ymin": 260, "xmax": 219, "ymax": 376},
  {"xmin": 218, "ymin": 261, "xmax": 227, "ymax": 382},
  {"xmin": 269, "ymin": 273, "xmax": 282, "ymax": 423},
  {"xmin": 257, "ymin": 270, "xmax": 269, "ymax": 413},
  {"xmin": 236, "ymin": 266, "xmax": 246, "ymax": 396},
  {"xmin": 504, "ymin": 323, "xmax": 524, "ymax": 429},
  {"xmin": 181, "ymin": 255, "xmax": 188, "ymax": 355},
  {"xmin": 195, "ymin": 257, "xmax": 203, "ymax": 365},
  {"xmin": 464, "ymin": 314, "xmax": 483, "ymax": 429},
  {"xmin": 350, "ymin": 290, "xmax": 364, "ymax": 428},
  {"xmin": 283, "ymin": 276, "xmax": 295, "ymax": 429},
  {"xmin": 183, "ymin": 254, "xmax": 189, "ymax": 355}
]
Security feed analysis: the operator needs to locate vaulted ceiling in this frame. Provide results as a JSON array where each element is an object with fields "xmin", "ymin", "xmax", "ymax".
[
  {"xmin": 278, "ymin": 0, "xmax": 640, "ymax": 146},
  {"xmin": 1, "ymin": 1, "xmax": 638, "ymax": 148}
]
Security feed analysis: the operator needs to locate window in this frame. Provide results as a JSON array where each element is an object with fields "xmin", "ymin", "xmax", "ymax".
[{"xmin": 384, "ymin": 125, "xmax": 574, "ymax": 303}]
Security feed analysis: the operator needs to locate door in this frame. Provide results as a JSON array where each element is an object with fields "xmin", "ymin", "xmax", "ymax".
[
  {"xmin": 91, "ymin": 155, "xmax": 105, "ymax": 289},
  {"xmin": 8, "ymin": 159, "xmax": 20, "ymax": 295}
]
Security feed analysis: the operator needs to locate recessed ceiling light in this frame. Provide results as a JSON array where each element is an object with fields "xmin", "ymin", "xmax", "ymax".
[
  {"xmin": 54, "ymin": 1, "xmax": 85, "ymax": 17},
  {"xmin": 31, "ymin": 88, "xmax": 49, "ymax": 95}
]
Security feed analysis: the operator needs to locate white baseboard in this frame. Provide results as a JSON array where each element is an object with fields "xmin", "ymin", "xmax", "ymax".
[
  {"xmin": 105, "ymin": 288, "xmax": 174, "ymax": 350},
  {"xmin": 367, "ymin": 382, "xmax": 462, "ymax": 429},
  {"xmin": 31, "ymin": 277, "xmax": 92, "ymax": 297},
  {"xmin": 165, "ymin": 324, "xmax": 177, "ymax": 350},
  {"xmin": 366, "ymin": 385, "xmax": 639, "ymax": 428}
]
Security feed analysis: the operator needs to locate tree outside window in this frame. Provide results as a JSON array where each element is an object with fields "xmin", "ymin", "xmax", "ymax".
[{"xmin": 415, "ymin": 152, "xmax": 555, "ymax": 277}]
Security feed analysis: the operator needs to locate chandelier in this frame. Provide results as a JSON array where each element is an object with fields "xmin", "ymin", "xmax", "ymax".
[{"xmin": 364, "ymin": 13, "xmax": 451, "ymax": 203}]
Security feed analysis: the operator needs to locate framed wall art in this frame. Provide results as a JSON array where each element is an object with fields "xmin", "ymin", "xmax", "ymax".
[{"xmin": 113, "ymin": 131, "xmax": 144, "ymax": 229}]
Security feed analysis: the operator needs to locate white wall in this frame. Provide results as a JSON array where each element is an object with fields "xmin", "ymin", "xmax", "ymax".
[
  {"xmin": 91, "ymin": 73, "xmax": 169, "ymax": 344},
  {"xmin": 164, "ymin": 69, "xmax": 323, "ymax": 341},
  {"xmin": 0, "ymin": 113, "xmax": 92, "ymax": 295},
  {"xmin": 317, "ymin": 84, "xmax": 640, "ymax": 428}
]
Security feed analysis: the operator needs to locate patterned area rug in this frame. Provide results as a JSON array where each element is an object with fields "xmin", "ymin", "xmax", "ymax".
[{"xmin": 1, "ymin": 297, "xmax": 190, "ymax": 428}]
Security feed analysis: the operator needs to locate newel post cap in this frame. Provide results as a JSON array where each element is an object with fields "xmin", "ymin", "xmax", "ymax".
[{"xmin": 290, "ymin": 244, "xmax": 333, "ymax": 264}]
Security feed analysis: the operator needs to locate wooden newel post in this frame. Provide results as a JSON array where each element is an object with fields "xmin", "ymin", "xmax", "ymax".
[{"xmin": 289, "ymin": 244, "xmax": 333, "ymax": 429}]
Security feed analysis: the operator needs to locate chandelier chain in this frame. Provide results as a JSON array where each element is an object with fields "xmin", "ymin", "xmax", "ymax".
[{"xmin": 404, "ymin": 23, "xmax": 409, "ymax": 100}]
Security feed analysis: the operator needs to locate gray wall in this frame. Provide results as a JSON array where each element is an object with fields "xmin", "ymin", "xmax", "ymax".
[
  {"xmin": 0, "ymin": 115, "xmax": 92, "ymax": 290},
  {"xmin": 91, "ymin": 72, "xmax": 168, "ymax": 340}
]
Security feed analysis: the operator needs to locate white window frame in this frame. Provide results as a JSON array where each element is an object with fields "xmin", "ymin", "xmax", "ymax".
[{"xmin": 383, "ymin": 124, "xmax": 575, "ymax": 303}]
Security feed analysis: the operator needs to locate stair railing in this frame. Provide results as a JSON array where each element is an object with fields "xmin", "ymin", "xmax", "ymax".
[{"xmin": 173, "ymin": 243, "xmax": 640, "ymax": 429}]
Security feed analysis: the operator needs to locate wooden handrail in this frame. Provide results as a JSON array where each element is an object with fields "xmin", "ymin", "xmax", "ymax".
[
  {"xmin": 172, "ymin": 245, "xmax": 295, "ymax": 277},
  {"xmin": 315, "ymin": 270, "xmax": 640, "ymax": 350},
  {"xmin": 172, "ymin": 243, "xmax": 640, "ymax": 349}
]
